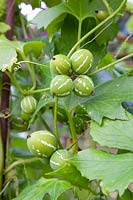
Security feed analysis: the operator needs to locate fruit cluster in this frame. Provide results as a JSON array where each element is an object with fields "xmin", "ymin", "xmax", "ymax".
[
  {"xmin": 27, "ymin": 130, "xmax": 71, "ymax": 170},
  {"xmin": 50, "ymin": 49, "xmax": 94, "ymax": 97}
]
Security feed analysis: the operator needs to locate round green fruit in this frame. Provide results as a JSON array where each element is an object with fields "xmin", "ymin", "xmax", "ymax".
[
  {"xmin": 10, "ymin": 117, "xmax": 28, "ymax": 132},
  {"xmin": 50, "ymin": 54, "xmax": 71, "ymax": 75},
  {"xmin": 96, "ymin": 10, "xmax": 108, "ymax": 21},
  {"xmin": 27, "ymin": 130, "xmax": 57, "ymax": 158},
  {"xmin": 50, "ymin": 149, "xmax": 71, "ymax": 170},
  {"xmin": 73, "ymin": 75, "xmax": 94, "ymax": 97},
  {"xmin": 21, "ymin": 95, "xmax": 37, "ymax": 114},
  {"xmin": 70, "ymin": 49, "xmax": 93, "ymax": 74},
  {"xmin": 50, "ymin": 75, "xmax": 73, "ymax": 97},
  {"xmin": 21, "ymin": 111, "xmax": 31, "ymax": 121}
]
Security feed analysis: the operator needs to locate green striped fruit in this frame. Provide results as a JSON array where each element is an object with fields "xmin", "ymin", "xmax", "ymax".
[
  {"xmin": 50, "ymin": 149, "xmax": 71, "ymax": 170},
  {"xmin": 73, "ymin": 75, "xmax": 94, "ymax": 97},
  {"xmin": 70, "ymin": 49, "xmax": 93, "ymax": 74},
  {"xmin": 21, "ymin": 96, "xmax": 37, "ymax": 114},
  {"xmin": 10, "ymin": 117, "xmax": 28, "ymax": 132},
  {"xmin": 21, "ymin": 111, "xmax": 31, "ymax": 121},
  {"xmin": 50, "ymin": 54, "xmax": 71, "ymax": 75},
  {"xmin": 50, "ymin": 75, "xmax": 73, "ymax": 97},
  {"xmin": 27, "ymin": 130, "xmax": 57, "ymax": 158},
  {"xmin": 96, "ymin": 10, "xmax": 108, "ymax": 21}
]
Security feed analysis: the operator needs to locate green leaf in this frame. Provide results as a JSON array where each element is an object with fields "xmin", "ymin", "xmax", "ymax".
[
  {"xmin": 90, "ymin": 112, "xmax": 133, "ymax": 151},
  {"xmin": 82, "ymin": 76, "xmax": 133, "ymax": 124},
  {"xmin": 0, "ymin": 39, "xmax": 24, "ymax": 71},
  {"xmin": 71, "ymin": 149, "xmax": 133, "ymax": 196},
  {"xmin": 0, "ymin": 43, "xmax": 17, "ymax": 71},
  {"xmin": 0, "ymin": 22, "xmax": 10, "ymax": 33},
  {"xmin": 23, "ymin": 41, "xmax": 44, "ymax": 58},
  {"xmin": 119, "ymin": 189, "xmax": 133, "ymax": 200},
  {"xmin": 46, "ymin": 163, "xmax": 90, "ymax": 189},
  {"xmin": 31, "ymin": 3, "xmax": 69, "ymax": 29},
  {"xmin": 44, "ymin": 0, "xmax": 62, "ymax": 7},
  {"xmin": 13, "ymin": 177, "xmax": 72, "ymax": 200}
]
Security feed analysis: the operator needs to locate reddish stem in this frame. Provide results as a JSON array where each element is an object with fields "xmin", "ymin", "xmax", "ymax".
[{"xmin": 0, "ymin": 0, "xmax": 15, "ymax": 194}]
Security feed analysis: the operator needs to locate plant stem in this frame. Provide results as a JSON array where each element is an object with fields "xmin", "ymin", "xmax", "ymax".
[
  {"xmin": 67, "ymin": 0, "xmax": 126, "ymax": 58},
  {"xmin": 77, "ymin": 20, "xmax": 82, "ymax": 49},
  {"xmin": 17, "ymin": 50, "xmax": 36, "ymax": 91},
  {"xmin": 0, "ymin": 1, "xmax": 15, "ymax": 199},
  {"xmin": 26, "ymin": 87, "xmax": 50, "ymax": 94},
  {"xmin": 19, "ymin": 13, "xmax": 28, "ymax": 40},
  {"xmin": 17, "ymin": 61, "xmax": 49, "ymax": 68},
  {"xmin": 54, "ymin": 97, "xmax": 62, "ymax": 148},
  {"xmin": 5, "ymin": 71, "xmax": 25, "ymax": 94},
  {"xmin": 102, "ymin": 0, "xmax": 112, "ymax": 14},
  {"xmin": 0, "ymin": 134, "xmax": 4, "ymax": 195},
  {"xmin": 66, "ymin": 110, "xmax": 78, "ymax": 153},
  {"xmin": 4, "ymin": 158, "xmax": 41, "ymax": 175},
  {"xmin": 89, "ymin": 52, "xmax": 133, "ymax": 75}
]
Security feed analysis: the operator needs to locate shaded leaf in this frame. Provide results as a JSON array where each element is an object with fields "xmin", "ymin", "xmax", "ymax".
[
  {"xmin": 44, "ymin": 0, "xmax": 62, "ymax": 7},
  {"xmin": 13, "ymin": 177, "xmax": 72, "ymax": 200},
  {"xmin": 119, "ymin": 189, "xmax": 133, "ymax": 200},
  {"xmin": 82, "ymin": 76, "xmax": 133, "ymax": 124},
  {"xmin": 90, "ymin": 112, "xmax": 133, "ymax": 151},
  {"xmin": 71, "ymin": 149, "xmax": 133, "ymax": 196},
  {"xmin": 23, "ymin": 41, "xmax": 44, "ymax": 58}
]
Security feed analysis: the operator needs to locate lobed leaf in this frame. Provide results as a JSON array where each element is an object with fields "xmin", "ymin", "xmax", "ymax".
[
  {"xmin": 13, "ymin": 177, "xmax": 72, "ymax": 200},
  {"xmin": 71, "ymin": 149, "xmax": 133, "ymax": 196},
  {"xmin": 82, "ymin": 76, "xmax": 133, "ymax": 124},
  {"xmin": 90, "ymin": 112, "xmax": 133, "ymax": 151}
]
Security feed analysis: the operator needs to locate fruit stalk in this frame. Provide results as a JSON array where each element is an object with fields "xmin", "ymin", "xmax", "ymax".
[
  {"xmin": 89, "ymin": 52, "xmax": 133, "ymax": 75},
  {"xmin": 54, "ymin": 97, "xmax": 63, "ymax": 148},
  {"xmin": 17, "ymin": 50, "xmax": 36, "ymax": 91},
  {"xmin": 66, "ymin": 110, "xmax": 78, "ymax": 153}
]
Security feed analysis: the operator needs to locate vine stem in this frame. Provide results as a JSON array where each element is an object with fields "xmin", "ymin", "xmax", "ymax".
[
  {"xmin": 77, "ymin": 20, "xmax": 82, "ymax": 49},
  {"xmin": 27, "ymin": 87, "xmax": 50, "ymax": 94},
  {"xmin": 89, "ymin": 52, "xmax": 133, "ymax": 75},
  {"xmin": 66, "ymin": 110, "xmax": 78, "ymax": 153},
  {"xmin": 16, "ymin": 61, "xmax": 49, "ymax": 68},
  {"xmin": 67, "ymin": 0, "xmax": 126, "ymax": 58},
  {"xmin": 54, "ymin": 97, "xmax": 62, "ymax": 148},
  {"xmin": 5, "ymin": 71, "xmax": 25, "ymax": 94},
  {"xmin": 102, "ymin": 0, "xmax": 112, "ymax": 14},
  {"xmin": 19, "ymin": 13, "xmax": 28, "ymax": 40},
  {"xmin": 17, "ymin": 50, "xmax": 36, "ymax": 91},
  {"xmin": 4, "ymin": 158, "xmax": 41, "ymax": 175}
]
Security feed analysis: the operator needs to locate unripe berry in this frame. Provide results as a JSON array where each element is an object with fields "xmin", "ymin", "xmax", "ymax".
[
  {"xmin": 27, "ymin": 130, "xmax": 57, "ymax": 158},
  {"xmin": 50, "ymin": 149, "xmax": 71, "ymax": 170},
  {"xmin": 50, "ymin": 54, "xmax": 71, "ymax": 75},
  {"xmin": 10, "ymin": 117, "xmax": 28, "ymax": 131},
  {"xmin": 21, "ymin": 96, "xmax": 37, "ymax": 114},
  {"xmin": 21, "ymin": 111, "xmax": 31, "ymax": 121},
  {"xmin": 70, "ymin": 49, "xmax": 93, "ymax": 74},
  {"xmin": 73, "ymin": 75, "xmax": 94, "ymax": 97},
  {"xmin": 50, "ymin": 75, "xmax": 73, "ymax": 97},
  {"xmin": 96, "ymin": 10, "xmax": 108, "ymax": 21}
]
